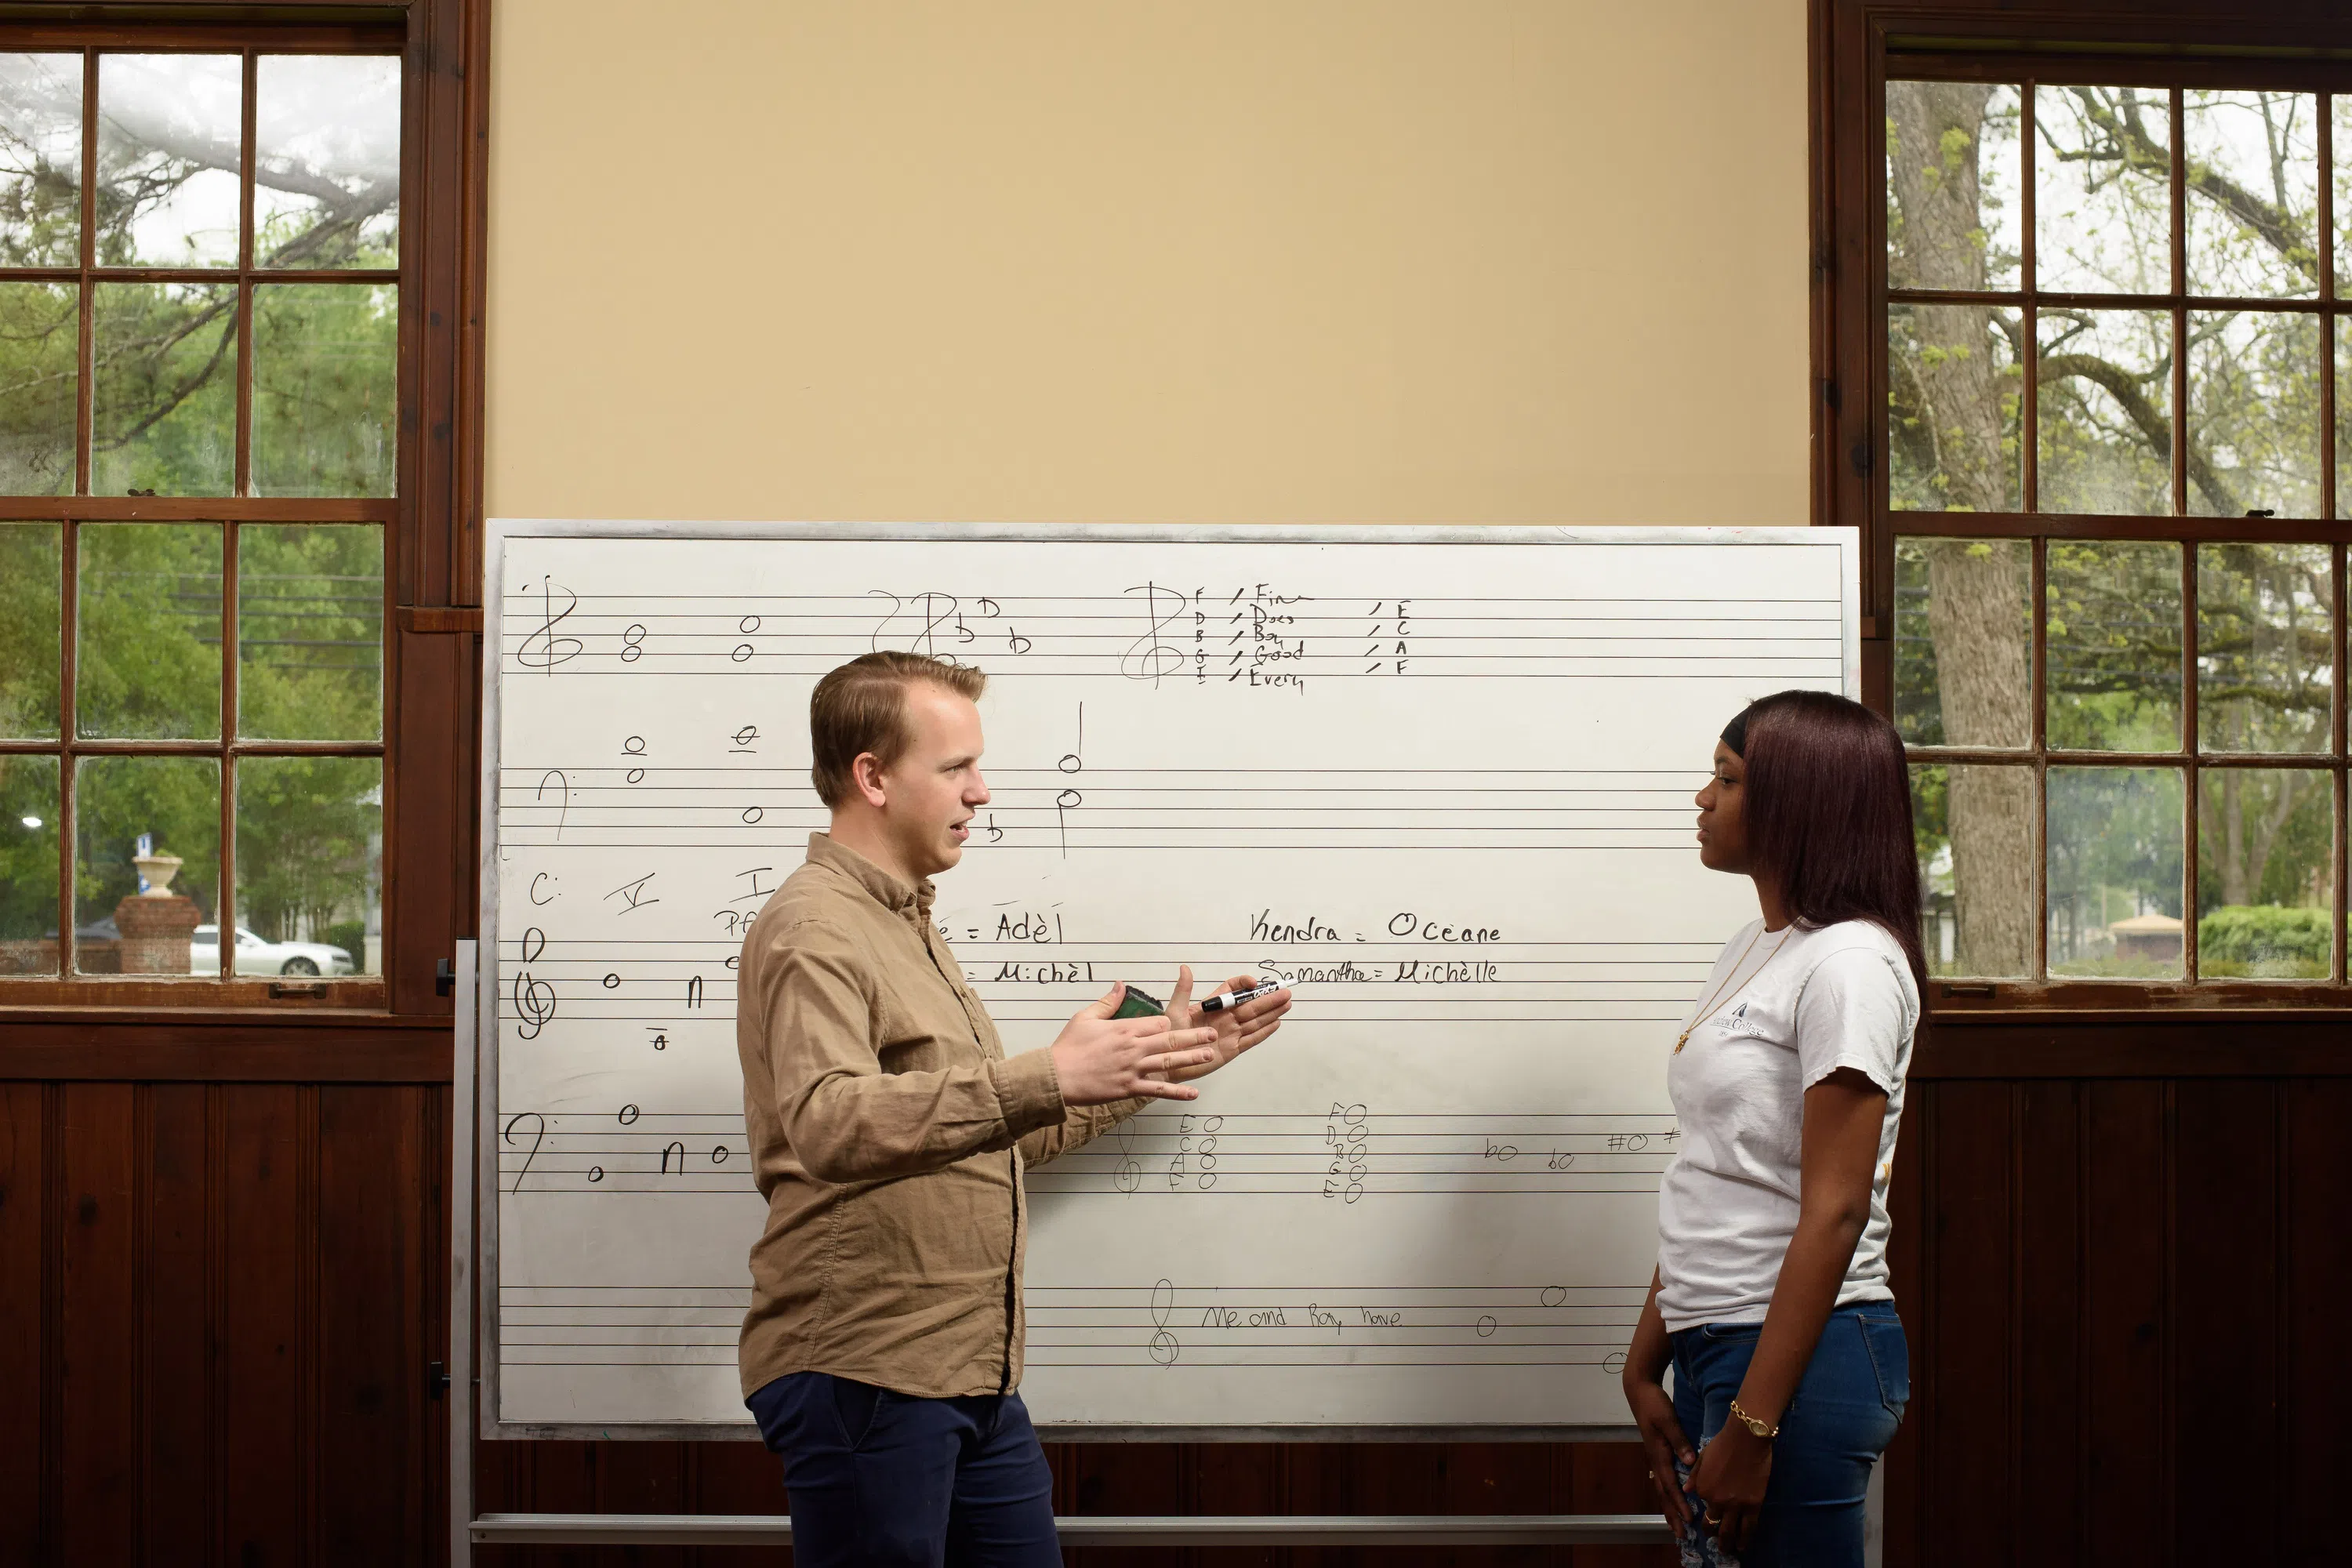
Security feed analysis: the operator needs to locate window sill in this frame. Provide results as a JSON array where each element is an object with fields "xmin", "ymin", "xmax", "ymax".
[
  {"xmin": 0, "ymin": 976, "xmax": 389, "ymax": 1010},
  {"xmin": 0, "ymin": 1005, "xmax": 450, "ymax": 1082}
]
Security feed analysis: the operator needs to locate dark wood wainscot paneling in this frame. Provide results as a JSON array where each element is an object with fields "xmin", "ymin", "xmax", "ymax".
[
  {"xmin": 1, "ymin": 1080, "xmax": 451, "ymax": 1567},
  {"xmin": 11, "ymin": 1067, "xmax": 2350, "ymax": 1564},
  {"xmin": 1881, "ymin": 1076, "xmax": 2352, "ymax": 1567}
]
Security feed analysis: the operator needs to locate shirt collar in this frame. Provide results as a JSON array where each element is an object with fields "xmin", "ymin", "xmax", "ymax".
[{"xmin": 805, "ymin": 833, "xmax": 935, "ymax": 917}]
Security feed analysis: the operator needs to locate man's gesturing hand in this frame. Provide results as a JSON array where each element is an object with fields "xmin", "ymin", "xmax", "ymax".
[
  {"xmin": 1051, "ymin": 983, "xmax": 1221, "ymax": 1106},
  {"xmin": 1160, "ymin": 967, "xmax": 1291, "ymax": 1083}
]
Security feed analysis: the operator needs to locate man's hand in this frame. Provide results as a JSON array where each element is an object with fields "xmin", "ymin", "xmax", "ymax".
[
  {"xmin": 1160, "ymin": 967, "xmax": 1291, "ymax": 1083},
  {"xmin": 1051, "ymin": 983, "xmax": 1221, "ymax": 1106}
]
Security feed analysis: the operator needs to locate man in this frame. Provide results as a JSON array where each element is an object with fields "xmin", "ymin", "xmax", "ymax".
[{"xmin": 738, "ymin": 650, "xmax": 1290, "ymax": 1566}]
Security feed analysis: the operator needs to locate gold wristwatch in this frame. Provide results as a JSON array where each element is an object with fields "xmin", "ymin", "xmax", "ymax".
[{"xmin": 1729, "ymin": 1399, "xmax": 1780, "ymax": 1439}]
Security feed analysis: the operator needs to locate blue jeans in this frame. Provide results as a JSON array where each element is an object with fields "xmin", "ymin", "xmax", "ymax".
[
  {"xmin": 1668, "ymin": 1304, "xmax": 1908, "ymax": 1568},
  {"xmin": 746, "ymin": 1372, "xmax": 1062, "ymax": 1568}
]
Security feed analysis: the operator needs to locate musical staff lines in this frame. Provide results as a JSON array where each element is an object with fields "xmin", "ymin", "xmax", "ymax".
[
  {"xmin": 500, "ymin": 1284, "xmax": 746, "ymax": 1367},
  {"xmin": 1026, "ymin": 1280, "xmax": 1649, "ymax": 1370},
  {"xmin": 502, "ymin": 583, "xmax": 1841, "ymax": 687},
  {"xmin": 496, "ymin": 1280, "xmax": 1650, "ymax": 1373},
  {"xmin": 1037, "ymin": 1112, "xmax": 1679, "ymax": 1198},
  {"xmin": 495, "ymin": 766, "xmax": 1719, "ymax": 852},
  {"xmin": 492, "ymin": 932, "xmax": 1727, "ymax": 1039},
  {"xmin": 495, "ymin": 1107, "xmax": 1680, "ymax": 1197},
  {"xmin": 499, "ymin": 1109, "xmax": 746, "ymax": 1192}
]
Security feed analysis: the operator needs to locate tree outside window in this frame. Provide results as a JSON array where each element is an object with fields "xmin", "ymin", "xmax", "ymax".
[
  {"xmin": 1888, "ymin": 76, "xmax": 2347, "ymax": 991},
  {"xmin": 0, "ymin": 47, "xmax": 397, "ymax": 996}
]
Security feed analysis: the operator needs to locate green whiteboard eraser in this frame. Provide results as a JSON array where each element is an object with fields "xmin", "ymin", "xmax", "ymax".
[{"xmin": 1110, "ymin": 984, "xmax": 1165, "ymax": 1019}]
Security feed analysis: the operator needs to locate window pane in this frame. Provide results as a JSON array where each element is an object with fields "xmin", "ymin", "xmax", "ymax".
[
  {"xmin": 0, "ymin": 521, "xmax": 60, "ymax": 738},
  {"xmin": 236, "ymin": 756, "xmax": 378, "ymax": 977},
  {"xmin": 2196, "ymin": 543, "xmax": 2332, "ymax": 753},
  {"xmin": 250, "ymin": 283, "xmax": 396, "ymax": 498},
  {"xmin": 2037, "ymin": 309, "xmax": 2173, "ymax": 515},
  {"xmin": 256, "ymin": 55, "xmax": 398, "ymax": 270},
  {"xmin": 74, "ymin": 753, "xmax": 217, "ymax": 975},
  {"xmin": 96, "ymin": 53, "xmax": 240, "ymax": 268},
  {"xmin": 2332, "ymin": 95, "xmax": 2352, "ymax": 299},
  {"xmin": 1888, "ymin": 304, "xmax": 2022, "ymax": 512},
  {"xmin": 2186, "ymin": 310, "xmax": 2320, "ymax": 518},
  {"xmin": 93, "ymin": 281, "xmax": 238, "ymax": 495},
  {"xmin": 2183, "ymin": 91, "xmax": 2318, "ymax": 299},
  {"xmin": 0, "ymin": 753, "xmax": 59, "ymax": 975},
  {"xmin": 0, "ymin": 53, "xmax": 83, "ymax": 266},
  {"xmin": 1886, "ymin": 81, "xmax": 2021, "ymax": 292},
  {"xmin": 2034, "ymin": 85, "xmax": 2173, "ymax": 295},
  {"xmin": 2047, "ymin": 765, "xmax": 2185, "ymax": 979},
  {"xmin": 238, "ymin": 523, "xmax": 383, "ymax": 741},
  {"xmin": 1894, "ymin": 537, "xmax": 2031, "ymax": 747},
  {"xmin": 0, "ymin": 281, "xmax": 78, "ymax": 494},
  {"xmin": 2046, "ymin": 540, "xmax": 2182, "ymax": 751},
  {"xmin": 2197, "ymin": 768, "xmax": 2335, "ymax": 979},
  {"xmin": 78, "ymin": 521, "xmax": 220, "ymax": 739},
  {"xmin": 1912, "ymin": 761, "xmax": 2035, "ymax": 978},
  {"xmin": 2337, "ymin": 316, "xmax": 2352, "ymax": 519}
]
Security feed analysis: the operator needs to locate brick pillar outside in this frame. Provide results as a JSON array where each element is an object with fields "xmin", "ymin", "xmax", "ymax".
[{"xmin": 115, "ymin": 894, "xmax": 201, "ymax": 975}]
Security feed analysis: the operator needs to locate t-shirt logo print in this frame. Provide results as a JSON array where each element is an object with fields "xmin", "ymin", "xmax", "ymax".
[{"xmin": 1715, "ymin": 1000, "xmax": 1766, "ymax": 1040}]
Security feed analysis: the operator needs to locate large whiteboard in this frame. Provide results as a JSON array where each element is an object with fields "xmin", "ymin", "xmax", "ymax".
[{"xmin": 477, "ymin": 522, "xmax": 1858, "ymax": 1438}]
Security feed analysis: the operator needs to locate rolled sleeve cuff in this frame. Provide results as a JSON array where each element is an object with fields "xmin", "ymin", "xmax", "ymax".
[{"xmin": 992, "ymin": 1047, "xmax": 1066, "ymax": 1137}]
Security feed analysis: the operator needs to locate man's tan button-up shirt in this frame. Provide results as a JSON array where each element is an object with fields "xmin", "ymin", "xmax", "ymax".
[{"xmin": 737, "ymin": 833, "xmax": 1134, "ymax": 1400}]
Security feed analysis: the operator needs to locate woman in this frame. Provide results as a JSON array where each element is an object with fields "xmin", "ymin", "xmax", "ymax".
[{"xmin": 1621, "ymin": 690, "xmax": 1922, "ymax": 1567}]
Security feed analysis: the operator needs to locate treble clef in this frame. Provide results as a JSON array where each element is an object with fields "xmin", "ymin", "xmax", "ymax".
[
  {"xmin": 1120, "ymin": 583, "xmax": 1187, "ymax": 685},
  {"xmin": 515, "ymin": 575, "xmax": 583, "ymax": 672},
  {"xmin": 513, "ymin": 967, "xmax": 557, "ymax": 1039},
  {"xmin": 1148, "ymin": 1278, "xmax": 1180, "ymax": 1366}
]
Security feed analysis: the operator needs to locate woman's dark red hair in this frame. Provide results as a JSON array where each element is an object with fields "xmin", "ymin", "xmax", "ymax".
[{"xmin": 1729, "ymin": 690, "xmax": 1926, "ymax": 993}]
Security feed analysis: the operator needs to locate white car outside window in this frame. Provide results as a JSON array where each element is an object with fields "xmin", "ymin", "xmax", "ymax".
[{"xmin": 189, "ymin": 925, "xmax": 358, "ymax": 977}]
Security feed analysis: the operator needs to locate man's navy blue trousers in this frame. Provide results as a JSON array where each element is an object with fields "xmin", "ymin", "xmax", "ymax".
[{"xmin": 747, "ymin": 1371, "xmax": 1062, "ymax": 1567}]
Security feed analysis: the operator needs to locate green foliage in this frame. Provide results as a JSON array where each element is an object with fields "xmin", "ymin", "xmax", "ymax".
[
  {"xmin": 0, "ymin": 755, "xmax": 59, "ymax": 940},
  {"xmin": 91, "ymin": 281, "xmax": 238, "ymax": 495},
  {"xmin": 75, "ymin": 522, "xmax": 222, "ymax": 739},
  {"xmin": 0, "ymin": 522, "xmax": 59, "ymax": 738},
  {"xmin": 2046, "ymin": 767, "xmax": 2183, "ymax": 973},
  {"xmin": 321, "ymin": 918, "xmax": 365, "ymax": 970},
  {"xmin": 76, "ymin": 754, "xmax": 218, "ymax": 924},
  {"xmin": 2197, "ymin": 903, "xmax": 2344, "ymax": 979},
  {"xmin": 2196, "ymin": 543, "xmax": 2331, "ymax": 752},
  {"xmin": 2044, "ymin": 541, "xmax": 2182, "ymax": 751},
  {"xmin": 236, "ymin": 755, "xmax": 378, "ymax": 947},
  {"xmin": 0, "ymin": 281, "xmax": 75, "ymax": 492},
  {"xmin": 252, "ymin": 284, "xmax": 396, "ymax": 497},
  {"xmin": 238, "ymin": 524, "xmax": 383, "ymax": 741}
]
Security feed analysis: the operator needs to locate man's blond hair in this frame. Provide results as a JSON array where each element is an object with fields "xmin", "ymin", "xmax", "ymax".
[{"xmin": 808, "ymin": 652, "xmax": 988, "ymax": 808}]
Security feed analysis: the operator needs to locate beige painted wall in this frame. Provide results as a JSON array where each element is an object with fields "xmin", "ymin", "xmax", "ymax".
[{"xmin": 485, "ymin": 1, "xmax": 1809, "ymax": 526}]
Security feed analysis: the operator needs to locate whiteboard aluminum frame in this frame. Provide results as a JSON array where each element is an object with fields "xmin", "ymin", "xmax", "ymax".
[{"xmin": 476, "ymin": 517, "xmax": 1862, "ymax": 1443}]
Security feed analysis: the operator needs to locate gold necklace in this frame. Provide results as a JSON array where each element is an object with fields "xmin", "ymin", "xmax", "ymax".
[{"xmin": 1675, "ymin": 924, "xmax": 1793, "ymax": 1054}]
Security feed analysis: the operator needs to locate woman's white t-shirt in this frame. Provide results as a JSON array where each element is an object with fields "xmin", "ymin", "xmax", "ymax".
[{"xmin": 1655, "ymin": 916, "xmax": 1918, "ymax": 1331}]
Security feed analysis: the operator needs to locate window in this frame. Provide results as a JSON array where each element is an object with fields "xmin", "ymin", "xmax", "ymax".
[
  {"xmin": 0, "ymin": 43, "xmax": 400, "ymax": 1002},
  {"xmin": 1879, "ymin": 63, "xmax": 2349, "ymax": 999}
]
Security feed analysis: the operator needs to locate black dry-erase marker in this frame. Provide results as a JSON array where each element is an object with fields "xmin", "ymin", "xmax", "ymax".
[{"xmin": 1198, "ymin": 980, "xmax": 1286, "ymax": 1014}]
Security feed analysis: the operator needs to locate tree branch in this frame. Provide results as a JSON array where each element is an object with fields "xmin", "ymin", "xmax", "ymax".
[{"xmin": 2040, "ymin": 350, "xmax": 2239, "ymax": 514}]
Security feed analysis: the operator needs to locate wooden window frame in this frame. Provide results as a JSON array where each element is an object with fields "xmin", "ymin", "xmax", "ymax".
[
  {"xmin": 0, "ymin": 0, "xmax": 485, "ymax": 1077},
  {"xmin": 1818, "ymin": 0, "xmax": 2352, "ymax": 1025}
]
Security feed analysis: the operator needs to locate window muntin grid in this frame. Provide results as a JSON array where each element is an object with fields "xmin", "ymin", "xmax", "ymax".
[{"xmin": 1886, "ymin": 75, "xmax": 2351, "ymax": 996}]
